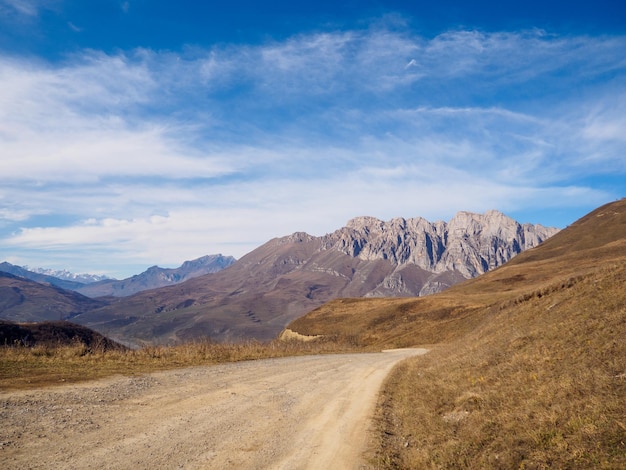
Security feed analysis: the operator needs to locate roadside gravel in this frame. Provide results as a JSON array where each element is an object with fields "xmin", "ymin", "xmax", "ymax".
[{"xmin": 1, "ymin": 348, "xmax": 426, "ymax": 469}]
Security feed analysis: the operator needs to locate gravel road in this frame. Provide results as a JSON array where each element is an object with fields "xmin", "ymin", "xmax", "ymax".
[{"xmin": 0, "ymin": 348, "xmax": 426, "ymax": 469}]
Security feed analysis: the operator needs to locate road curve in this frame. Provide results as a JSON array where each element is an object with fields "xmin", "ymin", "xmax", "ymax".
[{"xmin": 1, "ymin": 349, "xmax": 427, "ymax": 469}]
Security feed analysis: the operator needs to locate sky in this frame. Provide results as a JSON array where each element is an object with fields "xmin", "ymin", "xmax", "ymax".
[{"xmin": 0, "ymin": 1, "xmax": 625, "ymax": 279}]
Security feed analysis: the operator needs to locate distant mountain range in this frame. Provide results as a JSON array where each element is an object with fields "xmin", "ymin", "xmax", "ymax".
[
  {"xmin": 24, "ymin": 267, "xmax": 112, "ymax": 283},
  {"xmin": 74, "ymin": 254, "xmax": 236, "ymax": 297},
  {"xmin": 0, "ymin": 255, "xmax": 236, "ymax": 327},
  {"xmin": 325, "ymin": 210, "xmax": 558, "ymax": 295},
  {"xmin": 0, "ymin": 262, "xmax": 90, "ymax": 291},
  {"xmin": 68, "ymin": 210, "xmax": 558, "ymax": 345},
  {"xmin": 0, "ymin": 254, "xmax": 236, "ymax": 298}
]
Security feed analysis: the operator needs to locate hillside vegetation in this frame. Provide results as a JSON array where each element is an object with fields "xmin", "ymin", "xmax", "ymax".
[{"xmin": 288, "ymin": 199, "xmax": 626, "ymax": 468}]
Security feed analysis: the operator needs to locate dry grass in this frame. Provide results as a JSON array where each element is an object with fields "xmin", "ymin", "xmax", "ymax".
[
  {"xmin": 0, "ymin": 334, "xmax": 366, "ymax": 391},
  {"xmin": 373, "ymin": 264, "xmax": 626, "ymax": 469}
]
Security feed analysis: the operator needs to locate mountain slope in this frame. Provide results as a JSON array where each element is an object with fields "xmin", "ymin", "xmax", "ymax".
[
  {"xmin": 74, "ymin": 254, "xmax": 236, "ymax": 298},
  {"xmin": 73, "ymin": 210, "xmax": 556, "ymax": 345},
  {"xmin": 0, "ymin": 272, "xmax": 107, "ymax": 322}
]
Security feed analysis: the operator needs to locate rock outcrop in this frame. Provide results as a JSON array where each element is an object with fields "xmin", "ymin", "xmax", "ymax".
[{"xmin": 325, "ymin": 210, "xmax": 558, "ymax": 295}]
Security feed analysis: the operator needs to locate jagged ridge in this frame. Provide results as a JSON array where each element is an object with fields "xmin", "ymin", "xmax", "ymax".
[{"xmin": 322, "ymin": 210, "xmax": 558, "ymax": 295}]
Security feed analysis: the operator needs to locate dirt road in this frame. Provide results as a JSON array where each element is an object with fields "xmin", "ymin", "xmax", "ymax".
[{"xmin": 1, "ymin": 349, "xmax": 426, "ymax": 469}]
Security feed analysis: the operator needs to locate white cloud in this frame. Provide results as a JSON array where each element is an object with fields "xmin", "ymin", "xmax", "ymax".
[
  {"xmin": 67, "ymin": 21, "xmax": 81, "ymax": 32},
  {"xmin": 583, "ymin": 95, "xmax": 626, "ymax": 143},
  {"xmin": 0, "ymin": 54, "xmax": 236, "ymax": 182},
  {"xmin": 0, "ymin": 52, "xmax": 156, "ymax": 118},
  {"xmin": 0, "ymin": 208, "xmax": 33, "ymax": 222},
  {"xmin": 0, "ymin": 27, "xmax": 624, "ymax": 276},
  {"xmin": 0, "ymin": 125, "xmax": 235, "ymax": 181},
  {"xmin": 0, "ymin": 0, "xmax": 39, "ymax": 16}
]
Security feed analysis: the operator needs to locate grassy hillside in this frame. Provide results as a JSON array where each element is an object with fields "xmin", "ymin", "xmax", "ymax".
[
  {"xmin": 288, "ymin": 199, "xmax": 626, "ymax": 468},
  {"xmin": 375, "ymin": 262, "xmax": 625, "ymax": 468}
]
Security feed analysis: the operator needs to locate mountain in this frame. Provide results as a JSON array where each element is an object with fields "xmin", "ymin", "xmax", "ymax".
[
  {"xmin": 74, "ymin": 254, "xmax": 236, "ymax": 298},
  {"xmin": 72, "ymin": 210, "xmax": 557, "ymax": 345},
  {"xmin": 325, "ymin": 210, "xmax": 557, "ymax": 296},
  {"xmin": 0, "ymin": 262, "xmax": 88, "ymax": 291},
  {"xmin": 24, "ymin": 267, "xmax": 112, "ymax": 284},
  {"xmin": 288, "ymin": 199, "xmax": 626, "ymax": 344},
  {"xmin": 0, "ymin": 272, "xmax": 107, "ymax": 323}
]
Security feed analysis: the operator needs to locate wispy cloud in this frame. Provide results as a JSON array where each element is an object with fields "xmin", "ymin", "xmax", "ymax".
[
  {"xmin": 0, "ymin": 26, "xmax": 624, "ymax": 276},
  {"xmin": 0, "ymin": 0, "xmax": 39, "ymax": 16}
]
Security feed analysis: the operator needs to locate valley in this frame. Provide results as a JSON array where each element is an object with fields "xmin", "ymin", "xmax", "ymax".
[{"xmin": 3, "ymin": 4, "xmax": 623, "ymax": 468}]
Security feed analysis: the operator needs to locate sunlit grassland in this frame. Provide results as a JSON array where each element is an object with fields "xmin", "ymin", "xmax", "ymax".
[{"xmin": 374, "ymin": 264, "xmax": 626, "ymax": 469}]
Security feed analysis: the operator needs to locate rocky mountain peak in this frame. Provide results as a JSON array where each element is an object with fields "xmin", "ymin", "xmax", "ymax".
[
  {"xmin": 329, "ymin": 210, "xmax": 559, "ymax": 280},
  {"xmin": 345, "ymin": 216, "xmax": 386, "ymax": 231},
  {"xmin": 180, "ymin": 254, "xmax": 234, "ymax": 271}
]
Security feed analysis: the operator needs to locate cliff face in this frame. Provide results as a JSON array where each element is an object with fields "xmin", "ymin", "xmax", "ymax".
[{"xmin": 323, "ymin": 210, "xmax": 558, "ymax": 295}]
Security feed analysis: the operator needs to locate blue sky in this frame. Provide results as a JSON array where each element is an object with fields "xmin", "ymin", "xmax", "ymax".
[{"xmin": 1, "ymin": 1, "xmax": 625, "ymax": 278}]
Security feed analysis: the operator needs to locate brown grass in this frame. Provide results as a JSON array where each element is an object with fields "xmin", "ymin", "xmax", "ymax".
[
  {"xmin": 373, "ymin": 263, "xmax": 626, "ymax": 469},
  {"xmin": 0, "ymin": 334, "xmax": 366, "ymax": 391}
]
